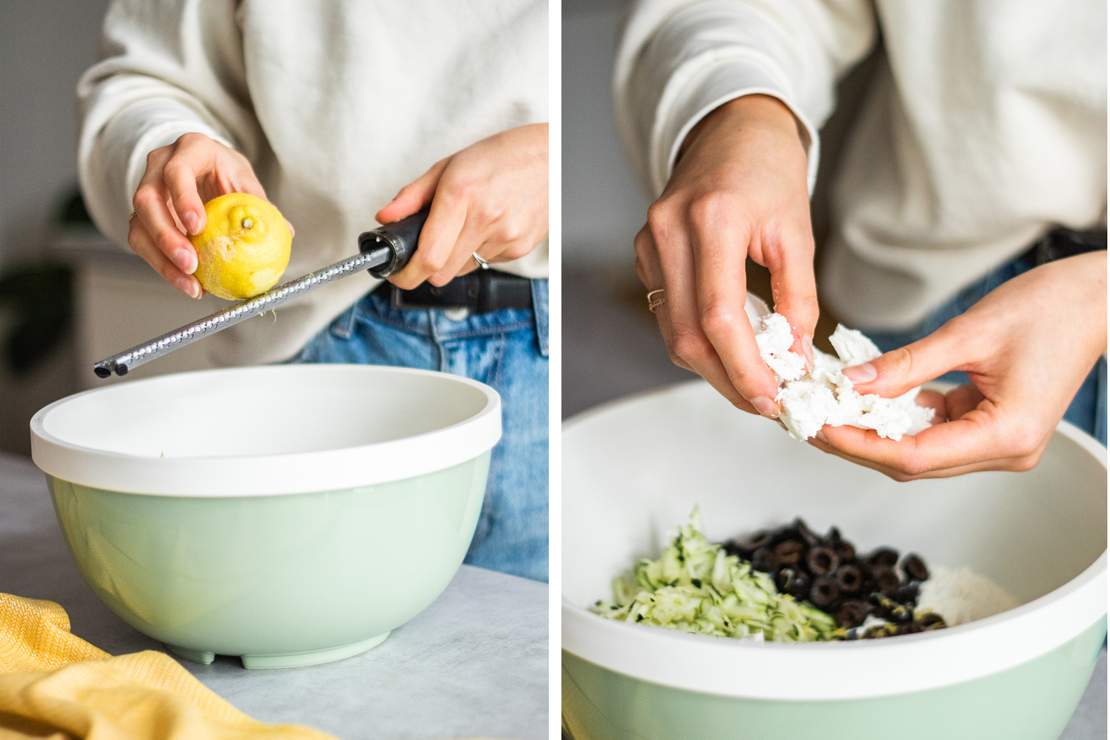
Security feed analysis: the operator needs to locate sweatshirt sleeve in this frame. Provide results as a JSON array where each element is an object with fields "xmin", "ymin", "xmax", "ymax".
[
  {"xmin": 614, "ymin": 0, "xmax": 877, "ymax": 196},
  {"xmin": 77, "ymin": 0, "xmax": 262, "ymax": 247}
]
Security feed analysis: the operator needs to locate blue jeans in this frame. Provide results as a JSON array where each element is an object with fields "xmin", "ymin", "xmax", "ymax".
[
  {"xmin": 290, "ymin": 281, "xmax": 549, "ymax": 582},
  {"xmin": 862, "ymin": 252, "xmax": 1106, "ymax": 446}
]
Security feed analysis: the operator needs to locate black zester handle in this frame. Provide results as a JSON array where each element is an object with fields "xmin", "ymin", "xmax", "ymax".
[{"xmin": 358, "ymin": 207, "xmax": 429, "ymax": 278}]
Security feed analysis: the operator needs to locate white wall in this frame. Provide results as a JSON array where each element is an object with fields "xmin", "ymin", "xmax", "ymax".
[
  {"xmin": 0, "ymin": 0, "xmax": 110, "ymax": 270},
  {"xmin": 0, "ymin": 0, "xmax": 110, "ymax": 455},
  {"xmin": 562, "ymin": 0, "xmax": 648, "ymax": 271}
]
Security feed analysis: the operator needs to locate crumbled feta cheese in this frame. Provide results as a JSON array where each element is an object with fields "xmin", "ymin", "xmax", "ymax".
[
  {"xmin": 751, "ymin": 313, "xmax": 934, "ymax": 441},
  {"xmin": 754, "ymin": 313, "xmax": 807, "ymax": 383},
  {"xmin": 828, "ymin": 325, "xmax": 881, "ymax": 366}
]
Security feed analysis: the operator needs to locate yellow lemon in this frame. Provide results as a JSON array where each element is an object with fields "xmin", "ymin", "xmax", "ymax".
[{"xmin": 190, "ymin": 193, "xmax": 292, "ymax": 300}]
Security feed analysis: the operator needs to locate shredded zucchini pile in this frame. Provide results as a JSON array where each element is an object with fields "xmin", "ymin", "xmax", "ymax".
[{"xmin": 591, "ymin": 512, "xmax": 838, "ymax": 642}]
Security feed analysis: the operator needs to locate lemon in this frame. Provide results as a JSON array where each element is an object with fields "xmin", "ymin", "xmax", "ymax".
[{"xmin": 190, "ymin": 193, "xmax": 292, "ymax": 300}]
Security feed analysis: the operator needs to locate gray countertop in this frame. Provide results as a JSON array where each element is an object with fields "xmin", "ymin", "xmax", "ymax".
[
  {"xmin": 563, "ymin": 265, "xmax": 1106, "ymax": 740},
  {"xmin": 0, "ymin": 452, "xmax": 548, "ymax": 739}
]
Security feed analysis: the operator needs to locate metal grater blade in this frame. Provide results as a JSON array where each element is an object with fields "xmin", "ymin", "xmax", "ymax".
[{"xmin": 94, "ymin": 246, "xmax": 389, "ymax": 378}]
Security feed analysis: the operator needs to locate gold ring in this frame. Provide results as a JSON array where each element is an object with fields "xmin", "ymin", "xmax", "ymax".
[
  {"xmin": 646, "ymin": 288, "xmax": 666, "ymax": 313},
  {"xmin": 472, "ymin": 252, "xmax": 491, "ymax": 270}
]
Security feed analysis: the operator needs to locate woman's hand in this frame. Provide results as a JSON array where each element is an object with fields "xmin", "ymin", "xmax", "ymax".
[
  {"xmin": 131, "ymin": 133, "xmax": 269, "ymax": 299},
  {"xmin": 813, "ymin": 251, "xmax": 1107, "ymax": 480},
  {"xmin": 378, "ymin": 123, "xmax": 549, "ymax": 289},
  {"xmin": 634, "ymin": 95, "xmax": 817, "ymax": 417}
]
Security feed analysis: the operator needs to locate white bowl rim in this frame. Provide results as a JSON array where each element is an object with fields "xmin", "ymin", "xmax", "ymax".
[
  {"xmin": 30, "ymin": 364, "xmax": 501, "ymax": 497},
  {"xmin": 561, "ymin": 381, "xmax": 1107, "ymax": 701}
]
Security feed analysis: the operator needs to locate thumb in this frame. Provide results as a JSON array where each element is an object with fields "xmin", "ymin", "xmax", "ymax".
[
  {"xmin": 842, "ymin": 320, "xmax": 967, "ymax": 397},
  {"xmin": 375, "ymin": 158, "xmax": 448, "ymax": 224}
]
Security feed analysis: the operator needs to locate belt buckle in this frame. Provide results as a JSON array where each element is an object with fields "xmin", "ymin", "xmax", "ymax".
[{"xmin": 389, "ymin": 281, "xmax": 475, "ymax": 311}]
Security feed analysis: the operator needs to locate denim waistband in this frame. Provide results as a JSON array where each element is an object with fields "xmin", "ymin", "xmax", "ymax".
[{"xmin": 331, "ymin": 279, "xmax": 549, "ymax": 356}]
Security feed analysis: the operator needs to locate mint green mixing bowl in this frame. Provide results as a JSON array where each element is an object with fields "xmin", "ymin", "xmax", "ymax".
[
  {"xmin": 563, "ymin": 381, "xmax": 1106, "ymax": 740},
  {"xmin": 31, "ymin": 365, "xmax": 500, "ymax": 669}
]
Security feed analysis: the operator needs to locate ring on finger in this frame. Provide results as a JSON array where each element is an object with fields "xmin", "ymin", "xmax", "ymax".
[
  {"xmin": 472, "ymin": 252, "xmax": 491, "ymax": 270},
  {"xmin": 646, "ymin": 288, "xmax": 666, "ymax": 313}
]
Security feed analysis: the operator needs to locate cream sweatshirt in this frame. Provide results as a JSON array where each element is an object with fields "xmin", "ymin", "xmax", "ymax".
[
  {"xmin": 78, "ymin": 0, "xmax": 547, "ymax": 366},
  {"xmin": 616, "ymin": 0, "xmax": 1106, "ymax": 330}
]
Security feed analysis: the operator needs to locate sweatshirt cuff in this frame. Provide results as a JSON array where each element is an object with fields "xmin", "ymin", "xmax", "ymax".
[
  {"xmin": 112, "ymin": 102, "xmax": 237, "ymax": 206},
  {"xmin": 652, "ymin": 56, "xmax": 820, "ymax": 196}
]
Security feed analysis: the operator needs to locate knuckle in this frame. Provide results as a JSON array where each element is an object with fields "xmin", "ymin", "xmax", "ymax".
[
  {"xmin": 883, "ymin": 346, "xmax": 914, "ymax": 379},
  {"xmin": 132, "ymin": 186, "xmax": 159, "ymax": 211},
  {"xmin": 896, "ymin": 451, "xmax": 929, "ymax": 478},
  {"xmin": 440, "ymin": 175, "xmax": 473, "ymax": 201},
  {"xmin": 427, "ymin": 273, "xmax": 452, "ymax": 287},
  {"xmin": 154, "ymin": 230, "xmax": 181, "ymax": 253},
  {"xmin": 670, "ymin": 330, "xmax": 711, "ymax": 365},
  {"xmin": 415, "ymin": 252, "xmax": 446, "ymax": 273},
  {"xmin": 174, "ymin": 132, "xmax": 207, "ymax": 148},
  {"xmin": 1010, "ymin": 452, "xmax": 1042, "ymax": 472},
  {"xmin": 503, "ymin": 241, "xmax": 531, "ymax": 260},
  {"xmin": 685, "ymin": 192, "xmax": 727, "ymax": 226},
  {"xmin": 699, "ymin": 302, "xmax": 740, "ymax": 337},
  {"xmin": 1005, "ymin": 425, "xmax": 1044, "ymax": 458},
  {"xmin": 498, "ymin": 217, "xmax": 524, "ymax": 243},
  {"xmin": 645, "ymin": 200, "xmax": 675, "ymax": 241}
]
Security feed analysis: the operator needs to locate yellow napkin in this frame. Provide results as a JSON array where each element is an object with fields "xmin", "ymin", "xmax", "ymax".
[{"xmin": 0, "ymin": 593, "xmax": 332, "ymax": 739}]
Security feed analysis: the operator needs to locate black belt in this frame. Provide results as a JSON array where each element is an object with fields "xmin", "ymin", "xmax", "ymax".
[
  {"xmin": 388, "ymin": 270, "xmax": 533, "ymax": 312},
  {"xmin": 1029, "ymin": 226, "xmax": 1106, "ymax": 266}
]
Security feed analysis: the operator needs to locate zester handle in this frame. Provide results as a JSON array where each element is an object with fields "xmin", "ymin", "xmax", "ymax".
[{"xmin": 359, "ymin": 207, "xmax": 429, "ymax": 278}]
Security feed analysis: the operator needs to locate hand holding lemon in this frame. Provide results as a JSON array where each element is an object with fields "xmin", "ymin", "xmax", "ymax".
[{"xmin": 129, "ymin": 132, "xmax": 292, "ymax": 300}]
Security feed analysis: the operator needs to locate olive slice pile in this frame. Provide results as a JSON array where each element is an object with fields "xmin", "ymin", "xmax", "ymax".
[{"xmin": 722, "ymin": 518, "xmax": 947, "ymax": 638}]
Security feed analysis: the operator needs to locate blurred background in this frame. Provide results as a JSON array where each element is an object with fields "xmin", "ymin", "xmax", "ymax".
[{"xmin": 0, "ymin": 1, "xmax": 226, "ymax": 456}]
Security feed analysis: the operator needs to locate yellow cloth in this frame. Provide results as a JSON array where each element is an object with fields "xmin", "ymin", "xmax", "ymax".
[{"xmin": 0, "ymin": 593, "xmax": 332, "ymax": 739}]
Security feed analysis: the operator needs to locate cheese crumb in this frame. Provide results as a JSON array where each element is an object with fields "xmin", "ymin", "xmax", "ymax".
[{"xmin": 752, "ymin": 313, "xmax": 934, "ymax": 441}]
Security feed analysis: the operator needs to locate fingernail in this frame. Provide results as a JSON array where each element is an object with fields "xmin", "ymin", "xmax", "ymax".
[
  {"xmin": 752, "ymin": 396, "xmax": 779, "ymax": 418},
  {"xmin": 175, "ymin": 249, "xmax": 196, "ymax": 274},
  {"xmin": 183, "ymin": 211, "xmax": 199, "ymax": 234},
  {"xmin": 844, "ymin": 362, "xmax": 877, "ymax": 383}
]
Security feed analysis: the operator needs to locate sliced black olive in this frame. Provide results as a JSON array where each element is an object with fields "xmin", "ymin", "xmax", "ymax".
[
  {"xmin": 835, "ymin": 599, "xmax": 871, "ymax": 628},
  {"xmin": 772, "ymin": 539, "xmax": 804, "ymax": 567},
  {"xmin": 788, "ymin": 573, "xmax": 811, "ymax": 600},
  {"xmin": 751, "ymin": 546, "xmax": 775, "ymax": 573},
  {"xmin": 893, "ymin": 581, "xmax": 920, "ymax": 604},
  {"xmin": 834, "ymin": 564, "xmax": 864, "ymax": 594},
  {"xmin": 775, "ymin": 567, "xmax": 797, "ymax": 592},
  {"xmin": 809, "ymin": 576, "xmax": 840, "ymax": 608},
  {"xmin": 834, "ymin": 540, "xmax": 856, "ymax": 562},
  {"xmin": 901, "ymin": 553, "xmax": 930, "ymax": 582},
  {"xmin": 806, "ymin": 546, "xmax": 840, "ymax": 576},
  {"xmin": 743, "ymin": 530, "xmax": 773, "ymax": 551},
  {"xmin": 871, "ymin": 565, "xmax": 901, "ymax": 596},
  {"xmin": 867, "ymin": 547, "xmax": 899, "ymax": 569},
  {"xmin": 793, "ymin": 517, "xmax": 821, "ymax": 546}
]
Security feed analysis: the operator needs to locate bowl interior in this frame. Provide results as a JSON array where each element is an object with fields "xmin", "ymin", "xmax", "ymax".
[
  {"xmin": 564, "ymin": 382, "xmax": 1107, "ymax": 610},
  {"xmin": 40, "ymin": 365, "xmax": 491, "ymax": 459}
]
